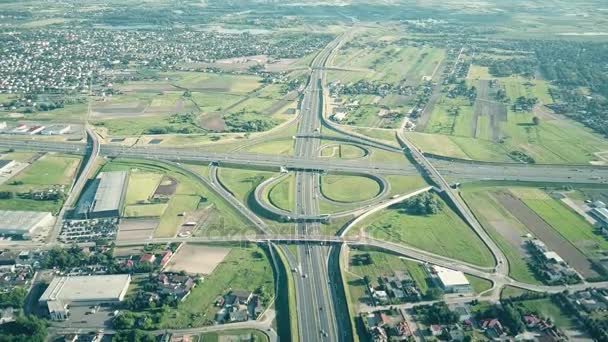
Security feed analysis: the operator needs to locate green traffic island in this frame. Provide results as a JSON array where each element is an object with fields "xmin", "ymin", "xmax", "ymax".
[
  {"xmin": 320, "ymin": 174, "xmax": 384, "ymax": 204},
  {"xmin": 350, "ymin": 191, "xmax": 496, "ymax": 268},
  {"xmin": 319, "ymin": 143, "xmax": 369, "ymax": 159}
]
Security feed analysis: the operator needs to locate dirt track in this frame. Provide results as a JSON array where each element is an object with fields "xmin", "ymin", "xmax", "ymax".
[{"xmin": 494, "ymin": 191, "xmax": 598, "ymax": 279}]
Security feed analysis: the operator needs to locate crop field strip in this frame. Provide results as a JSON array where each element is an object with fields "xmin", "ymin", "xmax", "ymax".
[
  {"xmin": 472, "ymin": 80, "xmax": 507, "ymax": 142},
  {"xmin": 461, "ymin": 187, "xmax": 541, "ymax": 284},
  {"xmin": 493, "ymin": 190, "xmax": 598, "ymax": 278}
]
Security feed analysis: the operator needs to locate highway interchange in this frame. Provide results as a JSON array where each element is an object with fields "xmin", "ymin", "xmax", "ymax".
[{"xmin": 3, "ymin": 35, "xmax": 608, "ymax": 342}]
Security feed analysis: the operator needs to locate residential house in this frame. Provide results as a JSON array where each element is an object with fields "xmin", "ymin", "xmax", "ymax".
[
  {"xmin": 158, "ymin": 273, "xmax": 196, "ymax": 301},
  {"xmin": 160, "ymin": 251, "xmax": 173, "ymax": 268},
  {"xmin": 371, "ymin": 326, "xmax": 388, "ymax": 342},
  {"xmin": 429, "ymin": 324, "xmax": 443, "ymax": 337},
  {"xmin": 481, "ymin": 319, "xmax": 506, "ymax": 339},
  {"xmin": 139, "ymin": 254, "xmax": 156, "ymax": 264}
]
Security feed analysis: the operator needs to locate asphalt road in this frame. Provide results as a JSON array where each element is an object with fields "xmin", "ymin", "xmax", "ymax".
[
  {"xmin": 290, "ymin": 36, "xmax": 346, "ymax": 342},
  {"xmin": 397, "ymin": 131, "xmax": 509, "ymax": 279},
  {"xmin": 3, "ymin": 138, "xmax": 608, "ymax": 185}
]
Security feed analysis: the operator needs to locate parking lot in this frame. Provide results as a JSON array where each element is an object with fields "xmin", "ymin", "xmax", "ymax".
[{"xmin": 51, "ymin": 304, "xmax": 115, "ymax": 330}]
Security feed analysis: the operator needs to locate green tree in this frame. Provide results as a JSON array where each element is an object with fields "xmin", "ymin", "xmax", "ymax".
[{"xmin": 0, "ymin": 315, "xmax": 47, "ymax": 342}]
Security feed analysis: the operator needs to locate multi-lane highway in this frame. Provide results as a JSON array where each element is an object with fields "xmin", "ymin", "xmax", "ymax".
[
  {"xmin": 3, "ymin": 137, "xmax": 608, "ymax": 185},
  {"xmin": 288, "ymin": 35, "xmax": 344, "ymax": 341}
]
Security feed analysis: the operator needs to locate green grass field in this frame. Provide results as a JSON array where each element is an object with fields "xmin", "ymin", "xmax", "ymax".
[
  {"xmin": 161, "ymin": 72, "xmax": 262, "ymax": 95},
  {"xmin": 346, "ymin": 250, "xmax": 431, "ymax": 305},
  {"xmin": 0, "ymin": 152, "xmax": 37, "ymax": 163},
  {"xmin": 229, "ymin": 97, "xmax": 276, "ymax": 114},
  {"xmin": 190, "ymin": 92, "xmax": 244, "ymax": 112},
  {"xmin": 320, "ymin": 175, "xmax": 381, "ymax": 203},
  {"xmin": 350, "ymin": 127, "xmax": 399, "ymax": 146},
  {"xmin": 218, "ymin": 168, "xmax": 276, "ymax": 204},
  {"xmin": 513, "ymin": 298, "xmax": 576, "ymax": 329},
  {"xmin": 124, "ymin": 172, "xmax": 163, "ymax": 205},
  {"xmin": 518, "ymin": 188, "xmax": 608, "ymax": 259},
  {"xmin": 198, "ymin": 330, "xmax": 269, "ymax": 342},
  {"xmin": 0, "ymin": 154, "xmax": 81, "ymax": 213},
  {"xmin": 368, "ymin": 148, "xmax": 409, "ymax": 165},
  {"xmin": 160, "ymin": 246, "xmax": 274, "ymax": 329},
  {"xmin": 320, "ymin": 144, "xmax": 367, "ymax": 159},
  {"xmin": 330, "ymin": 44, "xmax": 444, "ymax": 85},
  {"xmin": 9, "ymin": 154, "xmax": 79, "ymax": 187},
  {"xmin": 268, "ymin": 175, "xmax": 295, "ymax": 212},
  {"xmin": 355, "ymin": 193, "xmax": 495, "ymax": 267},
  {"xmin": 244, "ymin": 138, "xmax": 295, "ymax": 156},
  {"xmin": 416, "ymin": 69, "xmax": 608, "ymax": 163},
  {"xmin": 461, "ymin": 187, "xmax": 541, "ymax": 284},
  {"xmin": 275, "ymin": 246, "xmax": 299, "ymax": 342},
  {"xmin": 466, "ymin": 275, "xmax": 493, "ymax": 295},
  {"xmin": 385, "ymin": 175, "xmax": 428, "ymax": 196},
  {"xmin": 500, "ymin": 286, "xmax": 536, "ymax": 300},
  {"xmin": 124, "ymin": 203, "xmax": 168, "ymax": 217}
]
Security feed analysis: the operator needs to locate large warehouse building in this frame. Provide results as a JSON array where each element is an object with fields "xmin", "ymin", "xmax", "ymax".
[
  {"xmin": 39, "ymin": 274, "xmax": 131, "ymax": 321},
  {"xmin": 431, "ymin": 265, "xmax": 471, "ymax": 293},
  {"xmin": 0, "ymin": 210, "xmax": 54, "ymax": 239},
  {"xmin": 76, "ymin": 171, "xmax": 128, "ymax": 219}
]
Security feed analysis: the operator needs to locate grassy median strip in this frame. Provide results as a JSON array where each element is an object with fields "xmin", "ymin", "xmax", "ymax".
[
  {"xmin": 274, "ymin": 245, "xmax": 299, "ymax": 342},
  {"xmin": 339, "ymin": 247, "xmax": 360, "ymax": 342}
]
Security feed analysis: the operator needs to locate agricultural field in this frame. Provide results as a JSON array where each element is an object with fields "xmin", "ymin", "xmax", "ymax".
[
  {"xmin": 100, "ymin": 159, "xmax": 253, "ymax": 238},
  {"xmin": 320, "ymin": 174, "xmax": 381, "ymax": 203},
  {"xmin": 461, "ymin": 186, "xmax": 542, "ymax": 284},
  {"xmin": 164, "ymin": 244, "xmax": 232, "ymax": 275},
  {"xmin": 463, "ymin": 183, "xmax": 608, "ymax": 280},
  {"xmin": 413, "ymin": 62, "xmax": 608, "ymax": 164},
  {"xmin": 329, "ymin": 43, "xmax": 445, "ymax": 86},
  {"xmin": 159, "ymin": 245, "xmax": 275, "ymax": 329},
  {"xmin": 415, "ymin": 97, "xmax": 608, "ymax": 164},
  {"xmin": 0, "ymin": 153, "xmax": 81, "ymax": 213},
  {"xmin": 352, "ymin": 193, "xmax": 495, "ymax": 267},
  {"xmin": 91, "ymin": 71, "xmax": 295, "ymax": 136},
  {"xmin": 339, "ymin": 104, "xmax": 405, "ymax": 129}
]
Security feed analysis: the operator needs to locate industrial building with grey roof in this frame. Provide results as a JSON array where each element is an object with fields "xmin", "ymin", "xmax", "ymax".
[
  {"xmin": 39, "ymin": 274, "xmax": 131, "ymax": 305},
  {"xmin": 76, "ymin": 171, "xmax": 128, "ymax": 219},
  {"xmin": 39, "ymin": 274, "xmax": 131, "ymax": 321},
  {"xmin": 0, "ymin": 210, "xmax": 54, "ymax": 239}
]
